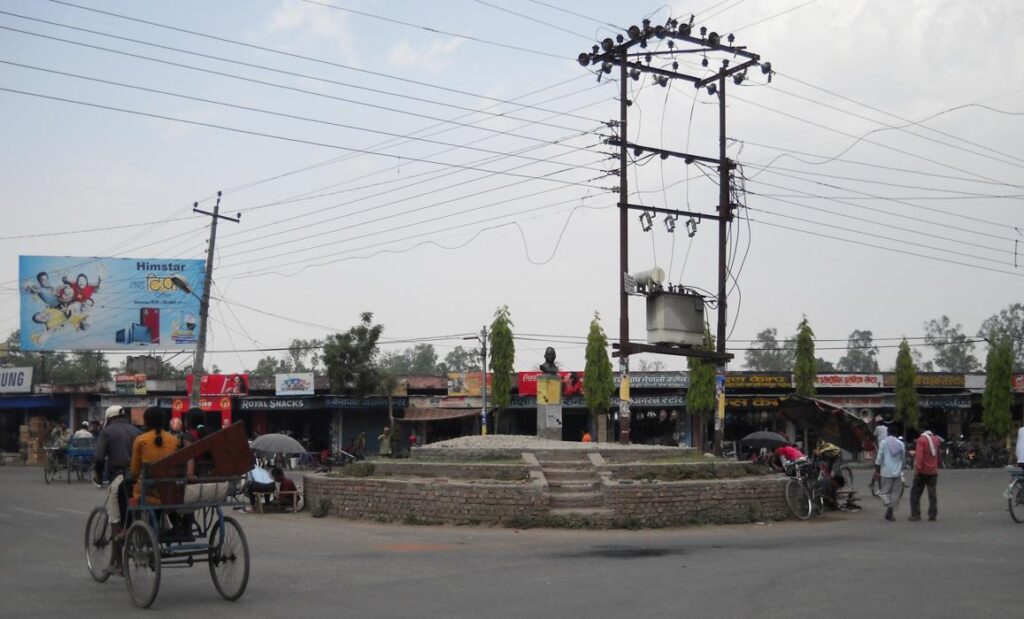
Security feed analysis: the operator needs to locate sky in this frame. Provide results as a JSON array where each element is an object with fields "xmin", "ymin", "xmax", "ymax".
[{"xmin": 1, "ymin": 0, "xmax": 1022, "ymax": 375}]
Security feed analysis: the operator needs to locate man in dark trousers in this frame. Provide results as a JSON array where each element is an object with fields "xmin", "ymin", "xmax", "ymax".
[
  {"xmin": 92, "ymin": 405, "xmax": 142, "ymax": 576},
  {"xmin": 910, "ymin": 430, "xmax": 942, "ymax": 521}
]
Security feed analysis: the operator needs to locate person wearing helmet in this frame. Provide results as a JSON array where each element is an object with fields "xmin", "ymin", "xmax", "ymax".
[
  {"xmin": 73, "ymin": 421, "xmax": 94, "ymax": 440},
  {"xmin": 92, "ymin": 405, "xmax": 142, "ymax": 577}
]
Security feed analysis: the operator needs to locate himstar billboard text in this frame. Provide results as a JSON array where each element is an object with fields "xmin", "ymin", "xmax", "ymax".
[{"xmin": 19, "ymin": 255, "xmax": 205, "ymax": 351}]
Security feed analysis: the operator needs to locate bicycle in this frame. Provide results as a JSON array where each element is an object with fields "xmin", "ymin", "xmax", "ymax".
[
  {"xmin": 784, "ymin": 460, "xmax": 823, "ymax": 520},
  {"xmin": 1005, "ymin": 467, "xmax": 1024, "ymax": 524}
]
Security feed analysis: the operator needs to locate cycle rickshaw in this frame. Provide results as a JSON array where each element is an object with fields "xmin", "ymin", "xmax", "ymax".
[
  {"xmin": 44, "ymin": 436, "xmax": 95, "ymax": 484},
  {"xmin": 84, "ymin": 422, "xmax": 253, "ymax": 608}
]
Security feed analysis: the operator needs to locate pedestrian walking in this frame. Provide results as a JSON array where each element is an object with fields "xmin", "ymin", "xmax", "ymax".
[
  {"xmin": 874, "ymin": 434, "xmax": 905, "ymax": 521},
  {"xmin": 910, "ymin": 430, "xmax": 941, "ymax": 521},
  {"xmin": 378, "ymin": 427, "xmax": 392, "ymax": 458}
]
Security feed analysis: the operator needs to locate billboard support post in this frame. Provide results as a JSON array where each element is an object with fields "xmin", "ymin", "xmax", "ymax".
[{"xmin": 189, "ymin": 191, "xmax": 240, "ymax": 408}]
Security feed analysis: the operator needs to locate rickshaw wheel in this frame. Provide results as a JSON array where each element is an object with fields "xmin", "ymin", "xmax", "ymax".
[
  {"xmin": 208, "ymin": 515, "xmax": 250, "ymax": 601},
  {"xmin": 124, "ymin": 519, "xmax": 161, "ymax": 608},
  {"xmin": 43, "ymin": 457, "xmax": 55, "ymax": 484},
  {"xmin": 84, "ymin": 506, "xmax": 112, "ymax": 583}
]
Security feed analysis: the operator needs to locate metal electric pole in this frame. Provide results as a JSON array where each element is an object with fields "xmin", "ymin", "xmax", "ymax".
[
  {"xmin": 578, "ymin": 16, "xmax": 771, "ymax": 447},
  {"xmin": 189, "ymin": 191, "xmax": 240, "ymax": 408}
]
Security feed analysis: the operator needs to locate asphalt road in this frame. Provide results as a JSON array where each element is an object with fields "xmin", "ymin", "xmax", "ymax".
[{"xmin": 0, "ymin": 465, "xmax": 1020, "ymax": 618}]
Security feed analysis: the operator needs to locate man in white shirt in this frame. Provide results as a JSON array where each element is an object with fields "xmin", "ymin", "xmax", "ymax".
[
  {"xmin": 244, "ymin": 464, "xmax": 275, "ymax": 512},
  {"xmin": 73, "ymin": 422, "xmax": 93, "ymax": 440}
]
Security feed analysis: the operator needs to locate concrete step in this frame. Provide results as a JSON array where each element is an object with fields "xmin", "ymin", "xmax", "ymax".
[
  {"xmin": 549, "ymin": 491, "xmax": 604, "ymax": 509},
  {"xmin": 532, "ymin": 450, "xmax": 593, "ymax": 462},
  {"xmin": 548, "ymin": 480, "xmax": 599, "ymax": 492},
  {"xmin": 536, "ymin": 460, "xmax": 591, "ymax": 471},
  {"xmin": 542, "ymin": 468, "xmax": 596, "ymax": 482}
]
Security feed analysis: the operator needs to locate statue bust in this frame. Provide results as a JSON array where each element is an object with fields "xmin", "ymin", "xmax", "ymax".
[{"xmin": 539, "ymin": 346, "xmax": 559, "ymax": 374}]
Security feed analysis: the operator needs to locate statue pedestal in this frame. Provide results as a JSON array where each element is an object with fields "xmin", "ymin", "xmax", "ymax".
[{"xmin": 535, "ymin": 374, "xmax": 562, "ymax": 441}]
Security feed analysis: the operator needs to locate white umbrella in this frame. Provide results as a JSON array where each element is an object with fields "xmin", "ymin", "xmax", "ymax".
[{"xmin": 250, "ymin": 433, "xmax": 306, "ymax": 454}]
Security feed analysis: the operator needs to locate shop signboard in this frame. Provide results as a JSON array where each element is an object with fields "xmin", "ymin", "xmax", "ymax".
[
  {"xmin": 324, "ymin": 396, "xmax": 408, "ymax": 409},
  {"xmin": 814, "ymin": 374, "xmax": 882, "ymax": 389},
  {"xmin": 0, "ymin": 366, "xmax": 33, "ymax": 394},
  {"xmin": 965, "ymin": 375, "xmax": 987, "ymax": 391},
  {"xmin": 819, "ymin": 394, "xmax": 971, "ymax": 409},
  {"xmin": 186, "ymin": 373, "xmax": 249, "ymax": 396},
  {"xmin": 115, "ymin": 373, "xmax": 147, "ymax": 395},
  {"xmin": 518, "ymin": 371, "xmax": 585, "ymax": 396},
  {"xmin": 724, "ymin": 396, "xmax": 781, "ymax": 409},
  {"xmin": 614, "ymin": 372, "xmax": 689, "ymax": 389},
  {"xmin": 725, "ymin": 373, "xmax": 792, "ymax": 389},
  {"xmin": 171, "ymin": 396, "xmax": 232, "ymax": 415},
  {"xmin": 447, "ymin": 372, "xmax": 491, "ymax": 397},
  {"xmin": 240, "ymin": 396, "xmax": 320, "ymax": 411},
  {"xmin": 18, "ymin": 255, "xmax": 205, "ymax": 351},
  {"xmin": 274, "ymin": 372, "xmax": 314, "ymax": 396},
  {"xmin": 882, "ymin": 373, "xmax": 965, "ymax": 388}
]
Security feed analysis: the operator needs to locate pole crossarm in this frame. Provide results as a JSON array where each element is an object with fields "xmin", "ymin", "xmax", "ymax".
[
  {"xmin": 607, "ymin": 137, "xmax": 720, "ymax": 166},
  {"xmin": 619, "ymin": 202, "xmax": 724, "ymax": 222},
  {"xmin": 612, "ymin": 342, "xmax": 733, "ymax": 363}
]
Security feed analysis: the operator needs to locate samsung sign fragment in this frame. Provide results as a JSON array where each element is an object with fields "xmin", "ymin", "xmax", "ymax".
[{"xmin": 0, "ymin": 367, "xmax": 33, "ymax": 394}]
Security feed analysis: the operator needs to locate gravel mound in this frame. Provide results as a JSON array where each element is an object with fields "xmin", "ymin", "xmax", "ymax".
[{"xmin": 420, "ymin": 435, "xmax": 679, "ymax": 451}]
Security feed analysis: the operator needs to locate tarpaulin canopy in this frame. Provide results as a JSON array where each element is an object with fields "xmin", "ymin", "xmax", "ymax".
[
  {"xmin": 401, "ymin": 408, "xmax": 481, "ymax": 422},
  {"xmin": 777, "ymin": 395, "xmax": 875, "ymax": 454}
]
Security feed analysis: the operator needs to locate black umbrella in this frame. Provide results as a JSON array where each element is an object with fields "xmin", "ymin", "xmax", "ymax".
[{"xmin": 740, "ymin": 431, "xmax": 791, "ymax": 450}]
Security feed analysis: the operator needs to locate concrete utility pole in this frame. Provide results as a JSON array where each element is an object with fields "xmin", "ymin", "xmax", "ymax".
[
  {"xmin": 189, "ymin": 192, "xmax": 240, "ymax": 408},
  {"xmin": 578, "ymin": 16, "xmax": 770, "ymax": 447},
  {"xmin": 465, "ymin": 327, "xmax": 489, "ymax": 435}
]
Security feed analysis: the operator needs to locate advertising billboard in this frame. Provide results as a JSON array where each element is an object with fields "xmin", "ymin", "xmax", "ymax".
[
  {"xmin": 447, "ymin": 372, "xmax": 492, "ymax": 397},
  {"xmin": 275, "ymin": 373, "xmax": 314, "ymax": 396},
  {"xmin": 0, "ymin": 367, "xmax": 33, "ymax": 394},
  {"xmin": 517, "ymin": 371, "xmax": 585, "ymax": 396},
  {"xmin": 115, "ymin": 373, "xmax": 147, "ymax": 395},
  {"xmin": 18, "ymin": 255, "xmax": 205, "ymax": 351},
  {"xmin": 186, "ymin": 373, "xmax": 249, "ymax": 396}
]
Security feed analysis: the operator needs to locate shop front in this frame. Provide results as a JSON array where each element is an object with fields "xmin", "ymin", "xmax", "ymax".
[
  {"xmin": 0, "ymin": 394, "xmax": 71, "ymax": 462},
  {"xmin": 325, "ymin": 396, "xmax": 407, "ymax": 455},
  {"xmin": 619, "ymin": 395, "xmax": 688, "ymax": 446},
  {"xmin": 238, "ymin": 396, "xmax": 332, "ymax": 452}
]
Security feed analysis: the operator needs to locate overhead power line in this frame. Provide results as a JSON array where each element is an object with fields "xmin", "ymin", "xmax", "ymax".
[{"xmin": 0, "ymin": 86, "xmax": 610, "ymax": 190}]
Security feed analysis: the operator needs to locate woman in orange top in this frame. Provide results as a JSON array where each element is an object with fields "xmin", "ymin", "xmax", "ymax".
[{"xmin": 131, "ymin": 407, "xmax": 181, "ymax": 504}]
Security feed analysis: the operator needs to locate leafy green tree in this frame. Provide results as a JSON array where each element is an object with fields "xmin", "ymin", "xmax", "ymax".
[
  {"xmin": 982, "ymin": 334, "xmax": 1014, "ymax": 440},
  {"xmin": 2, "ymin": 331, "xmax": 112, "ymax": 384},
  {"xmin": 636, "ymin": 358, "xmax": 666, "ymax": 371},
  {"xmin": 379, "ymin": 344, "xmax": 442, "ymax": 375},
  {"xmin": 286, "ymin": 338, "xmax": 322, "ymax": 372},
  {"xmin": 488, "ymin": 306, "xmax": 515, "ymax": 431},
  {"xmin": 441, "ymin": 345, "xmax": 481, "ymax": 373},
  {"xmin": 322, "ymin": 312, "xmax": 384, "ymax": 397},
  {"xmin": 583, "ymin": 313, "xmax": 614, "ymax": 434},
  {"xmin": 894, "ymin": 339, "xmax": 920, "ymax": 430},
  {"xmin": 979, "ymin": 303, "xmax": 1024, "ymax": 371},
  {"xmin": 815, "ymin": 357, "xmax": 836, "ymax": 372},
  {"xmin": 686, "ymin": 329, "xmax": 716, "ymax": 451},
  {"xmin": 793, "ymin": 317, "xmax": 816, "ymax": 397},
  {"xmin": 837, "ymin": 329, "xmax": 880, "ymax": 372},
  {"xmin": 249, "ymin": 355, "xmax": 289, "ymax": 380},
  {"xmin": 744, "ymin": 327, "xmax": 796, "ymax": 371},
  {"xmin": 923, "ymin": 315, "xmax": 980, "ymax": 372}
]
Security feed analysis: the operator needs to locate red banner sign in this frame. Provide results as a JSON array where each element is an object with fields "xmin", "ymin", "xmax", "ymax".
[
  {"xmin": 517, "ymin": 371, "xmax": 584, "ymax": 396},
  {"xmin": 186, "ymin": 373, "xmax": 249, "ymax": 396},
  {"xmin": 171, "ymin": 396, "xmax": 233, "ymax": 426}
]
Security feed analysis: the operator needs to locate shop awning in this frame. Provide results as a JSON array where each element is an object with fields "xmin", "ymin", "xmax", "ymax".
[
  {"xmin": 0, "ymin": 394, "xmax": 68, "ymax": 409},
  {"xmin": 401, "ymin": 408, "xmax": 481, "ymax": 421}
]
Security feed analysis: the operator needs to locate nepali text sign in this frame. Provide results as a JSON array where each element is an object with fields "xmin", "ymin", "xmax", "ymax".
[
  {"xmin": 186, "ymin": 373, "xmax": 249, "ymax": 396},
  {"xmin": 518, "ymin": 371, "xmax": 585, "ymax": 396},
  {"xmin": 115, "ymin": 374, "xmax": 147, "ymax": 395},
  {"xmin": 882, "ymin": 373, "xmax": 965, "ymax": 388},
  {"xmin": 0, "ymin": 367, "xmax": 33, "ymax": 394},
  {"xmin": 613, "ymin": 372, "xmax": 689, "ymax": 389},
  {"xmin": 447, "ymin": 372, "xmax": 491, "ymax": 397},
  {"xmin": 725, "ymin": 374, "xmax": 792, "ymax": 389},
  {"xmin": 324, "ymin": 396, "xmax": 408, "ymax": 409},
  {"xmin": 814, "ymin": 374, "xmax": 882, "ymax": 389},
  {"xmin": 19, "ymin": 256, "xmax": 205, "ymax": 351},
  {"xmin": 275, "ymin": 373, "xmax": 314, "ymax": 396}
]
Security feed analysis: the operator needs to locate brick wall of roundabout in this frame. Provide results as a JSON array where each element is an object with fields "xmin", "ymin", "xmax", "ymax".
[{"xmin": 303, "ymin": 450, "xmax": 792, "ymax": 528}]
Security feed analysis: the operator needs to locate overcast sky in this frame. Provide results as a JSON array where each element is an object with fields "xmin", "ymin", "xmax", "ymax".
[{"xmin": 1, "ymin": 0, "xmax": 1021, "ymax": 375}]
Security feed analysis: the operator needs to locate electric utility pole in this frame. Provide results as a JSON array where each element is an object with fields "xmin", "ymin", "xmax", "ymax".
[
  {"xmin": 578, "ymin": 16, "xmax": 771, "ymax": 448},
  {"xmin": 190, "ymin": 191, "xmax": 240, "ymax": 408},
  {"xmin": 465, "ymin": 326, "xmax": 489, "ymax": 435}
]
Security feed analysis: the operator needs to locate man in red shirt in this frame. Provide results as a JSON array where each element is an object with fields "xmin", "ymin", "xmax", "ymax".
[
  {"xmin": 910, "ymin": 431, "xmax": 942, "ymax": 521},
  {"xmin": 271, "ymin": 467, "xmax": 299, "ymax": 510}
]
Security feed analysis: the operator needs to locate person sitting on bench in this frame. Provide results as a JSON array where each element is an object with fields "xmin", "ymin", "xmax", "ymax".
[
  {"xmin": 244, "ymin": 463, "xmax": 275, "ymax": 511},
  {"xmin": 271, "ymin": 467, "xmax": 298, "ymax": 510}
]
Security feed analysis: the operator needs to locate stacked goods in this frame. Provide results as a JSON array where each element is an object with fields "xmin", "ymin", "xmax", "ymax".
[{"xmin": 24, "ymin": 417, "xmax": 52, "ymax": 465}]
